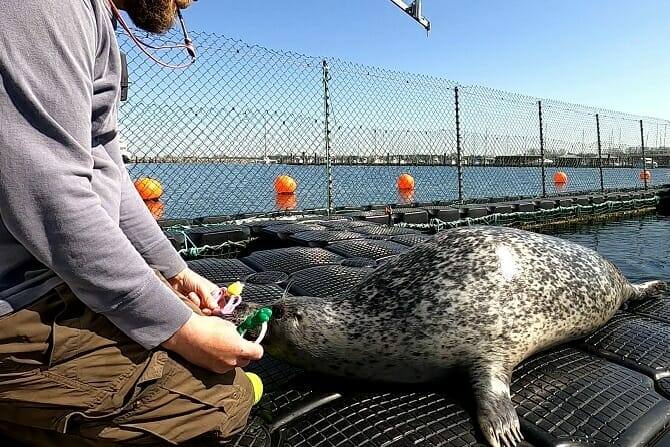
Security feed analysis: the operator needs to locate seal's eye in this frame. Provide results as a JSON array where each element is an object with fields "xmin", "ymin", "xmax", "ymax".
[{"xmin": 295, "ymin": 311, "xmax": 304, "ymax": 323}]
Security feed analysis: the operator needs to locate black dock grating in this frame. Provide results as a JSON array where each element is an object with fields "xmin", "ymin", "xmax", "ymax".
[
  {"xmin": 245, "ymin": 270, "xmax": 290, "ymax": 286},
  {"xmin": 511, "ymin": 347, "xmax": 670, "ymax": 447},
  {"xmin": 327, "ymin": 239, "xmax": 408, "ymax": 260},
  {"xmin": 628, "ymin": 296, "xmax": 670, "ymax": 323},
  {"xmin": 262, "ymin": 223, "xmax": 326, "ymax": 238},
  {"xmin": 390, "ymin": 233, "xmax": 433, "ymax": 247},
  {"xmin": 351, "ymin": 225, "xmax": 420, "ymax": 237},
  {"xmin": 245, "ymin": 355, "xmax": 304, "ymax": 393},
  {"xmin": 186, "ymin": 258, "xmax": 256, "ymax": 285},
  {"xmin": 243, "ymin": 247, "xmax": 343, "ymax": 274},
  {"xmin": 240, "ymin": 284, "xmax": 288, "ymax": 306},
  {"xmin": 290, "ymin": 230, "xmax": 364, "ymax": 247},
  {"xmin": 582, "ymin": 312, "xmax": 670, "ymax": 379},
  {"xmin": 281, "ymin": 393, "xmax": 487, "ymax": 447},
  {"xmin": 218, "ymin": 417, "xmax": 271, "ymax": 447},
  {"xmin": 318, "ymin": 220, "xmax": 376, "ymax": 231},
  {"xmin": 258, "ymin": 389, "xmax": 317, "ymax": 417},
  {"xmin": 340, "ymin": 258, "xmax": 378, "ymax": 268}
]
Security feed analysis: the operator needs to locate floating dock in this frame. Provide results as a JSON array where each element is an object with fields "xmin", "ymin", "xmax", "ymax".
[{"xmin": 156, "ymin": 187, "xmax": 670, "ymax": 447}]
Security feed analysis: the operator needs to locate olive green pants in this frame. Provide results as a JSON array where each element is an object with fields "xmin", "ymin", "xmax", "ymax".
[{"xmin": 0, "ymin": 283, "xmax": 254, "ymax": 446}]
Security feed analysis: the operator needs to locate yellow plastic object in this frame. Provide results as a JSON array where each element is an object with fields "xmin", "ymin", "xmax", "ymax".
[
  {"xmin": 245, "ymin": 372, "xmax": 264, "ymax": 405},
  {"xmin": 227, "ymin": 281, "xmax": 244, "ymax": 297}
]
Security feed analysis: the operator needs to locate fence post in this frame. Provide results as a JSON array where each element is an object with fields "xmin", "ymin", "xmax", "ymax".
[
  {"xmin": 596, "ymin": 114, "xmax": 604, "ymax": 192},
  {"xmin": 454, "ymin": 87, "xmax": 463, "ymax": 203},
  {"xmin": 538, "ymin": 101, "xmax": 546, "ymax": 198},
  {"xmin": 640, "ymin": 119, "xmax": 648, "ymax": 190},
  {"xmin": 322, "ymin": 60, "xmax": 334, "ymax": 214}
]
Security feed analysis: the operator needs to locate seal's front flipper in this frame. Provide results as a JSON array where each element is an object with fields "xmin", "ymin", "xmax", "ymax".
[
  {"xmin": 630, "ymin": 280, "xmax": 667, "ymax": 301},
  {"xmin": 470, "ymin": 364, "xmax": 522, "ymax": 447}
]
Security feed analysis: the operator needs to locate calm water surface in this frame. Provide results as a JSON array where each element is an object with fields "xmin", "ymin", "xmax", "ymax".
[
  {"xmin": 546, "ymin": 215, "xmax": 670, "ymax": 284},
  {"xmin": 128, "ymin": 163, "xmax": 670, "ymax": 218}
]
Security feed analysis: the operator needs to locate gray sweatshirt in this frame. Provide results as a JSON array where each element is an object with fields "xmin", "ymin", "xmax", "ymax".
[{"xmin": 0, "ymin": 0, "xmax": 193, "ymax": 349}]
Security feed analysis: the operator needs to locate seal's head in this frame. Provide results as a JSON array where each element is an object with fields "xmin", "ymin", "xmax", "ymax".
[{"xmin": 264, "ymin": 296, "xmax": 352, "ymax": 370}]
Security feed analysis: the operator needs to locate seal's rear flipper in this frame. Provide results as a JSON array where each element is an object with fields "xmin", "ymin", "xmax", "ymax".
[
  {"xmin": 470, "ymin": 364, "xmax": 523, "ymax": 447},
  {"xmin": 630, "ymin": 280, "xmax": 667, "ymax": 301}
]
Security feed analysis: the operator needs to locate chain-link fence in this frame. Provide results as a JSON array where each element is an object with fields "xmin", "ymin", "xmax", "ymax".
[{"xmin": 118, "ymin": 29, "xmax": 670, "ymax": 219}]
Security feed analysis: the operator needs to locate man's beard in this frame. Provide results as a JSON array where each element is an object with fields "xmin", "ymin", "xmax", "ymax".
[{"xmin": 124, "ymin": 0, "xmax": 192, "ymax": 34}]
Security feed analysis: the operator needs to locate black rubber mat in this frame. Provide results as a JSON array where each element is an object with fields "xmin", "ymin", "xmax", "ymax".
[
  {"xmin": 245, "ymin": 271, "xmax": 290, "ymax": 285},
  {"xmin": 511, "ymin": 347, "xmax": 670, "ymax": 447},
  {"xmin": 249, "ymin": 219, "xmax": 298, "ymax": 235},
  {"xmin": 581, "ymin": 312, "xmax": 670, "ymax": 380},
  {"xmin": 243, "ymin": 247, "xmax": 343, "ymax": 274},
  {"xmin": 262, "ymin": 223, "xmax": 327, "ymax": 239},
  {"xmin": 246, "ymin": 355, "xmax": 304, "ymax": 393},
  {"xmin": 219, "ymin": 416, "xmax": 271, "ymax": 447},
  {"xmin": 318, "ymin": 220, "xmax": 376, "ymax": 231},
  {"xmin": 627, "ymin": 296, "xmax": 670, "ymax": 323},
  {"xmin": 390, "ymin": 233, "xmax": 433, "ymax": 247},
  {"xmin": 657, "ymin": 378, "xmax": 670, "ymax": 399},
  {"xmin": 351, "ymin": 225, "xmax": 420, "ymax": 237},
  {"xmin": 340, "ymin": 257, "xmax": 379, "ymax": 268},
  {"xmin": 289, "ymin": 265, "xmax": 373, "ymax": 297},
  {"xmin": 327, "ymin": 239, "xmax": 408, "ymax": 260},
  {"xmin": 279, "ymin": 393, "xmax": 488, "ymax": 447},
  {"xmin": 241, "ymin": 284, "xmax": 288, "ymax": 306},
  {"xmin": 258, "ymin": 389, "xmax": 318, "ymax": 417},
  {"xmin": 186, "ymin": 225, "xmax": 250, "ymax": 245},
  {"xmin": 289, "ymin": 230, "xmax": 364, "ymax": 247},
  {"xmin": 187, "ymin": 258, "xmax": 256, "ymax": 285}
]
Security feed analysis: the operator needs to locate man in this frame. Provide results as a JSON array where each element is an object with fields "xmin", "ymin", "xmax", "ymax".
[{"xmin": 0, "ymin": 0, "xmax": 264, "ymax": 445}]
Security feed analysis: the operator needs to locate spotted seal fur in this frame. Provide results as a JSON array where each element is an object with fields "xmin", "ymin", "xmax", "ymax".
[{"xmin": 262, "ymin": 225, "xmax": 665, "ymax": 447}]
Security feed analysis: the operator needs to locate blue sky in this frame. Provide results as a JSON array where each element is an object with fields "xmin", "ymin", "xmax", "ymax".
[{"xmin": 180, "ymin": 0, "xmax": 669, "ymax": 119}]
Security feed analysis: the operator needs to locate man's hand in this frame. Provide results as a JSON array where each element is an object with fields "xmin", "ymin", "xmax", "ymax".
[
  {"xmin": 168, "ymin": 268, "xmax": 221, "ymax": 315},
  {"xmin": 162, "ymin": 313, "xmax": 264, "ymax": 374}
]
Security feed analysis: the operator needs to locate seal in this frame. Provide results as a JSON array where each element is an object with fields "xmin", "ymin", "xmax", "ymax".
[{"xmin": 261, "ymin": 226, "xmax": 666, "ymax": 447}]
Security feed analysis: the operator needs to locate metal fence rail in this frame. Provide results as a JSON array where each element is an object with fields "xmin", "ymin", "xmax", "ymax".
[{"xmin": 118, "ymin": 29, "xmax": 670, "ymax": 219}]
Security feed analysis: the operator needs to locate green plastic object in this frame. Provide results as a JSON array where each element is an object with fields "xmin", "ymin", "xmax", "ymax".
[{"xmin": 237, "ymin": 307, "xmax": 273, "ymax": 335}]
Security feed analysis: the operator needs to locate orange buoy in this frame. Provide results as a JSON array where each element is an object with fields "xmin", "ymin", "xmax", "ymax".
[
  {"xmin": 144, "ymin": 200, "xmax": 164, "ymax": 220},
  {"xmin": 274, "ymin": 175, "xmax": 297, "ymax": 194},
  {"xmin": 640, "ymin": 170, "xmax": 652, "ymax": 181},
  {"xmin": 275, "ymin": 192, "xmax": 297, "ymax": 211},
  {"xmin": 397, "ymin": 173, "xmax": 415, "ymax": 191},
  {"xmin": 553, "ymin": 171, "xmax": 568, "ymax": 184},
  {"xmin": 134, "ymin": 177, "xmax": 163, "ymax": 200},
  {"xmin": 398, "ymin": 188, "xmax": 415, "ymax": 205}
]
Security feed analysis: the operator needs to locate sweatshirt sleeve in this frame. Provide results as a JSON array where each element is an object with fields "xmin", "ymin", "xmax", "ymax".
[
  {"xmin": 0, "ymin": 0, "xmax": 192, "ymax": 349},
  {"xmin": 119, "ymin": 168, "xmax": 187, "ymax": 280}
]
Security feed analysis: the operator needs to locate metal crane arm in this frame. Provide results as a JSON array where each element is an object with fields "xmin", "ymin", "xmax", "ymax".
[{"xmin": 389, "ymin": 0, "xmax": 431, "ymax": 31}]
